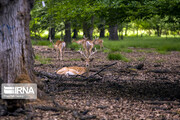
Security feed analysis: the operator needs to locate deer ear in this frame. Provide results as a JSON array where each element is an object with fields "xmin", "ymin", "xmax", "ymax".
[
  {"xmin": 90, "ymin": 58, "xmax": 94, "ymax": 62},
  {"xmin": 81, "ymin": 58, "xmax": 85, "ymax": 61}
]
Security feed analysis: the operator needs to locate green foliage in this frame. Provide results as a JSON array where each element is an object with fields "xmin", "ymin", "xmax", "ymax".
[
  {"xmin": 107, "ymin": 53, "xmax": 129, "ymax": 62},
  {"xmin": 67, "ymin": 43, "xmax": 81, "ymax": 50},
  {"xmin": 35, "ymin": 54, "xmax": 51, "ymax": 64}
]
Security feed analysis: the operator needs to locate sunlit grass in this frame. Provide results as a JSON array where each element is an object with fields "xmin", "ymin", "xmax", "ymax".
[
  {"xmin": 32, "ymin": 40, "xmax": 52, "ymax": 48},
  {"xmin": 31, "ymin": 36, "xmax": 180, "ymax": 53},
  {"xmin": 103, "ymin": 36, "xmax": 180, "ymax": 52}
]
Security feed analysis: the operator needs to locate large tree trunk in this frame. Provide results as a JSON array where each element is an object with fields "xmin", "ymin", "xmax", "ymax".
[
  {"xmin": 83, "ymin": 16, "xmax": 94, "ymax": 40},
  {"xmin": 0, "ymin": 0, "xmax": 35, "ymax": 112},
  {"xmin": 64, "ymin": 20, "xmax": 71, "ymax": 44},
  {"xmin": 109, "ymin": 24, "xmax": 119, "ymax": 40},
  {"xmin": 0, "ymin": 0, "xmax": 35, "ymax": 83}
]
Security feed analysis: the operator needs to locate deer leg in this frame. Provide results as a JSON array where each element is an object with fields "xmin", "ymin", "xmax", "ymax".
[
  {"xmin": 62, "ymin": 48, "xmax": 65, "ymax": 60},
  {"xmin": 60, "ymin": 50, "xmax": 62, "ymax": 60},
  {"xmin": 58, "ymin": 50, "xmax": 60, "ymax": 60},
  {"xmin": 101, "ymin": 43, "xmax": 104, "ymax": 50}
]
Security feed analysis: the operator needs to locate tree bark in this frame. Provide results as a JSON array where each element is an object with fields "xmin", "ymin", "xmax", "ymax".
[
  {"xmin": 48, "ymin": 27, "xmax": 55, "ymax": 40},
  {"xmin": 72, "ymin": 28, "xmax": 78, "ymax": 39},
  {"xmin": 125, "ymin": 24, "xmax": 128, "ymax": 36},
  {"xmin": 108, "ymin": 24, "xmax": 119, "ymax": 40},
  {"xmin": 0, "ymin": 0, "xmax": 35, "ymax": 83},
  {"xmin": 0, "ymin": 0, "xmax": 35, "ymax": 112},
  {"xmin": 83, "ymin": 16, "xmax": 94, "ymax": 40},
  {"xmin": 99, "ymin": 24, "xmax": 105, "ymax": 38},
  {"xmin": 64, "ymin": 20, "xmax": 71, "ymax": 44}
]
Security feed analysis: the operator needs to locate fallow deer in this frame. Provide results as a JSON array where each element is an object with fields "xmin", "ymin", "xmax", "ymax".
[
  {"xmin": 94, "ymin": 37, "xmax": 104, "ymax": 50},
  {"xmin": 72, "ymin": 36, "xmax": 96, "ymax": 56},
  {"xmin": 72, "ymin": 35, "xmax": 88, "ymax": 45},
  {"xmin": 50, "ymin": 39, "xmax": 66, "ymax": 60},
  {"xmin": 81, "ymin": 38, "xmax": 97, "ymax": 57},
  {"xmin": 56, "ymin": 48, "xmax": 97, "ymax": 77}
]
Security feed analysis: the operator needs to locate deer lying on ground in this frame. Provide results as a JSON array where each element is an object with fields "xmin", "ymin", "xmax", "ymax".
[
  {"xmin": 50, "ymin": 39, "xmax": 66, "ymax": 60},
  {"xmin": 56, "ymin": 48, "xmax": 97, "ymax": 77},
  {"xmin": 94, "ymin": 37, "xmax": 104, "ymax": 50}
]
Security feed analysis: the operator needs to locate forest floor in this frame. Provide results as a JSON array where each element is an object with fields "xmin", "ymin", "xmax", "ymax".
[{"xmin": 1, "ymin": 45, "xmax": 180, "ymax": 120}]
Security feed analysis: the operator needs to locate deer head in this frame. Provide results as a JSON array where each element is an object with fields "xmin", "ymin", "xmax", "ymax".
[{"xmin": 78, "ymin": 47, "xmax": 97, "ymax": 68}]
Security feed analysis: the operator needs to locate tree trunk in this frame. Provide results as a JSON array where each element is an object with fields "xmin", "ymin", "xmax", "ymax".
[
  {"xmin": 156, "ymin": 25, "xmax": 161, "ymax": 37},
  {"xmin": 48, "ymin": 27, "xmax": 55, "ymax": 40},
  {"xmin": 99, "ymin": 24, "xmax": 105, "ymax": 38},
  {"xmin": 136, "ymin": 25, "xmax": 139, "ymax": 37},
  {"xmin": 125, "ymin": 24, "xmax": 128, "ymax": 36},
  {"xmin": 0, "ymin": 0, "xmax": 35, "ymax": 83},
  {"xmin": 83, "ymin": 16, "xmax": 94, "ymax": 40},
  {"xmin": 72, "ymin": 28, "xmax": 78, "ymax": 39},
  {"xmin": 0, "ymin": 0, "xmax": 35, "ymax": 111},
  {"xmin": 64, "ymin": 20, "xmax": 71, "ymax": 44},
  {"xmin": 109, "ymin": 24, "xmax": 119, "ymax": 40}
]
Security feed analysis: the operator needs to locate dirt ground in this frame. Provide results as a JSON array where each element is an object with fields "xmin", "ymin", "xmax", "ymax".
[{"xmin": 1, "ymin": 45, "xmax": 180, "ymax": 120}]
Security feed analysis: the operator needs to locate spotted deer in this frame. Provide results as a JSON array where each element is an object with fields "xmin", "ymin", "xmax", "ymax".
[
  {"xmin": 50, "ymin": 39, "xmax": 66, "ymax": 60},
  {"xmin": 56, "ymin": 48, "xmax": 97, "ymax": 77},
  {"xmin": 94, "ymin": 36, "xmax": 104, "ymax": 50},
  {"xmin": 72, "ymin": 36, "xmax": 87, "ymax": 45},
  {"xmin": 82, "ymin": 38, "xmax": 97, "ymax": 57}
]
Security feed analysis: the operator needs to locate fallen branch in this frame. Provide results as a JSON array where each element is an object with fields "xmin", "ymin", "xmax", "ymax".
[
  {"xmin": 148, "ymin": 69, "xmax": 180, "ymax": 74},
  {"xmin": 35, "ymin": 106, "xmax": 60, "ymax": 112},
  {"xmin": 84, "ymin": 62, "xmax": 117, "ymax": 81},
  {"xmin": 35, "ymin": 70, "xmax": 62, "ymax": 80}
]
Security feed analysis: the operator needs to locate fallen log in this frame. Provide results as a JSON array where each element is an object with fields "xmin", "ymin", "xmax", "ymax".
[
  {"xmin": 148, "ymin": 69, "xmax": 180, "ymax": 74},
  {"xmin": 35, "ymin": 70, "xmax": 62, "ymax": 80}
]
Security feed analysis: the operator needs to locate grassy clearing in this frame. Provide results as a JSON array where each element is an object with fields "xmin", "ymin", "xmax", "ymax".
[
  {"xmin": 31, "ymin": 36, "xmax": 180, "ymax": 53},
  {"xmin": 32, "ymin": 40, "xmax": 53, "ymax": 48},
  {"xmin": 103, "ymin": 36, "xmax": 180, "ymax": 52},
  {"xmin": 35, "ymin": 54, "xmax": 51, "ymax": 64},
  {"xmin": 107, "ymin": 53, "xmax": 129, "ymax": 62}
]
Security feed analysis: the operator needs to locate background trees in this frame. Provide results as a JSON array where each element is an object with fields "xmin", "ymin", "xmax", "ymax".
[{"xmin": 30, "ymin": 0, "xmax": 180, "ymax": 42}]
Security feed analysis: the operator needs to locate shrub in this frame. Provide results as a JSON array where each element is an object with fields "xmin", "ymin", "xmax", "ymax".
[
  {"xmin": 107, "ymin": 53, "xmax": 129, "ymax": 62},
  {"xmin": 67, "ymin": 43, "xmax": 81, "ymax": 50}
]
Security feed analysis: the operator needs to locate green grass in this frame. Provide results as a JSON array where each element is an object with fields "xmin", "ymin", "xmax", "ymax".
[
  {"xmin": 35, "ymin": 54, "xmax": 51, "ymax": 64},
  {"xmin": 103, "ymin": 36, "xmax": 180, "ymax": 53},
  {"xmin": 31, "ymin": 36, "xmax": 180, "ymax": 53},
  {"xmin": 107, "ymin": 53, "xmax": 129, "ymax": 62},
  {"xmin": 32, "ymin": 40, "xmax": 53, "ymax": 48}
]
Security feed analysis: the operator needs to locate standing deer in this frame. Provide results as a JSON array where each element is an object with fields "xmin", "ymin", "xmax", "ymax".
[
  {"xmin": 50, "ymin": 39, "xmax": 66, "ymax": 60},
  {"xmin": 82, "ymin": 38, "xmax": 97, "ymax": 56},
  {"xmin": 72, "ymin": 36, "xmax": 96, "ymax": 56},
  {"xmin": 72, "ymin": 36, "xmax": 87, "ymax": 45},
  {"xmin": 56, "ymin": 48, "xmax": 97, "ymax": 77},
  {"xmin": 94, "ymin": 36, "xmax": 104, "ymax": 50}
]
